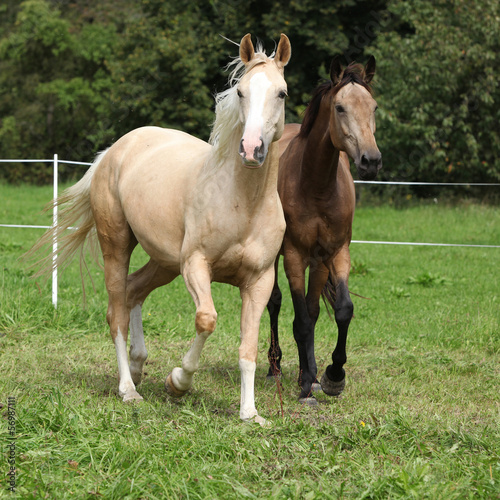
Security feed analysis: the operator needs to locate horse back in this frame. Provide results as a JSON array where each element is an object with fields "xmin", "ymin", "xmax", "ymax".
[{"xmin": 90, "ymin": 126, "xmax": 211, "ymax": 268}]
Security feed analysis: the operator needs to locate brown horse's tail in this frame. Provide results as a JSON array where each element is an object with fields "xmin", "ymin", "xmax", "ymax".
[
  {"xmin": 25, "ymin": 150, "xmax": 108, "ymax": 279},
  {"xmin": 321, "ymin": 274, "xmax": 336, "ymax": 321}
]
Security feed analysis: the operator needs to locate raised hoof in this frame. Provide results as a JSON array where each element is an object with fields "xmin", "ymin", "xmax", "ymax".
[
  {"xmin": 320, "ymin": 371, "xmax": 345, "ymax": 397},
  {"xmin": 122, "ymin": 390, "xmax": 144, "ymax": 403},
  {"xmin": 165, "ymin": 373, "xmax": 188, "ymax": 398},
  {"xmin": 298, "ymin": 396, "xmax": 318, "ymax": 407},
  {"xmin": 131, "ymin": 373, "xmax": 142, "ymax": 387}
]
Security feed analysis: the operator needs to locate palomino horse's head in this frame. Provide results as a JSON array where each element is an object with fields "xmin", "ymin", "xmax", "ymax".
[
  {"xmin": 236, "ymin": 34, "xmax": 291, "ymax": 168},
  {"xmin": 329, "ymin": 56, "xmax": 382, "ymax": 180}
]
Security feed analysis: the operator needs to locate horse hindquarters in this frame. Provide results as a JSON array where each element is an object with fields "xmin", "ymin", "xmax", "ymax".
[{"xmin": 89, "ymin": 149, "xmax": 145, "ymax": 402}]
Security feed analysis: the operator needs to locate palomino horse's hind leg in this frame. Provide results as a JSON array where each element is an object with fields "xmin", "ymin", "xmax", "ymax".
[
  {"xmin": 99, "ymin": 235, "xmax": 142, "ymax": 402},
  {"xmin": 321, "ymin": 246, "xmax": 353, "ymax": 396},
  {"xmin": 166, "ymin": 255, "xmax": 217, "ymax": 397},
  {"xmin": 266, "ymin": 258, "xmax": 283, "ymax": 379},
  {"xmin": 239, "ymin": 267, "xmax": 275, "ymax": 425},
  {"xmin": 126, "ymin": 261, "xmax": 178, "ymax": 386}
]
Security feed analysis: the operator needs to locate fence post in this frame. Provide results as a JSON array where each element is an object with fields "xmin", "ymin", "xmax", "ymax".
[{"xmin": 52, "ymin": 154, "xmax": 58, "ymax": 308}]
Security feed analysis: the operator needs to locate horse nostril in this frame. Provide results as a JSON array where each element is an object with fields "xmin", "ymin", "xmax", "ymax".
[
  {"xmin": 239, "ymin": 139, "xmax": 246, "ymax": 158},
  {"xmin": 361, "ymin": 152, "xmax": 382, "ymax": 169},
  {"xmin": 254, "ymin": 139, "xmax": 265, "ymax": 163}
]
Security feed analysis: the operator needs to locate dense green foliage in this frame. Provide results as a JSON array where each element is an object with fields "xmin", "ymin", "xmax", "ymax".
[
  {"xmin": 1, "ymin": 184, "xmax": 499, "ymax": 497},
  {"xmin": 0, "ymin": 0, "xmax": 499, "ymax": 187},
  {"xmin": 370, "ymin": 0, "xmax": 500, "ymax": 185}
]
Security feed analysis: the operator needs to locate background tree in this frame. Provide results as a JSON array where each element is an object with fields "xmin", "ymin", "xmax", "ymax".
[
  {"xmin": 0, "ymin": 0, "xmax": 120, "ymax": 181},
  {"xmin": 0, "ymin": 0, "xmax": 498, "ymax": 190},
  {"xmin": 369, "ymin": 0, "xmax": 500, "ymax": 188}
]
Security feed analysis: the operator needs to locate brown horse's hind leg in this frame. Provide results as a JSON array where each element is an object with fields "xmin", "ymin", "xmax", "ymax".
[
  {"xmin": 266, "ymin": 257, "xmax": 282, "ymax": 379},
  {"xmin": 126, "ymin": 260, "xmax": 178, "ymax": 386},
  {"xmin": 321, "ymin": 246, "xmax": 353, "ymax": 396}
]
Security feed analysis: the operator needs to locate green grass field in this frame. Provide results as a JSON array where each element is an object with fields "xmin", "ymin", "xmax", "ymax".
[{"xmin": 1, "ymin": 183, "xmax": 499, "ymax": 499}]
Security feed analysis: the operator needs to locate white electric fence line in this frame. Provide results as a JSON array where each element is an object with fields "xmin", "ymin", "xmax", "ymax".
[
  {"xmin": 1, "ymin": 157, "xmax": 499, "ymax": 307},
  {"xmin": 351, "ymin": 240, "xmax": 500, "ymax": 248},
  {"xmin": 354, "ymin": 180, "xmax": 500, "ymax": 186}
]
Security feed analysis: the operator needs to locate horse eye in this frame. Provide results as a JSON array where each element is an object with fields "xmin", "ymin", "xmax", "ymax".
[
  {"xmin": 335, "ymin": 105, "xmax": 345, "ymax": 113},
  {"xmin": 374, "ymin": 105, "xmax": 379, "ymax": 112},
  {"xmin": 278, "ymin": 90, "xmax": 287, "ymax": 99},
  {"xmin": 237, "ymin": 90, "xmax": 243, "ymax": 98}
]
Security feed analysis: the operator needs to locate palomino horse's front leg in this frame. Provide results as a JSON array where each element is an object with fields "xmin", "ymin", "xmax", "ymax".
[
  {"xmin": 239, "ymin": 267, "xmax": 275, "ymax": 426},
  {"xmin": 321, "ymin": 245, "xmax": 353, "ymax": 396},
  {"xmin": 165, "ymin": 254, "xmax": 217, "ymax": 397}
]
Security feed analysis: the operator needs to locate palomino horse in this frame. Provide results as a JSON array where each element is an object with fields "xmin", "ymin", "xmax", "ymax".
[
  {"xmin": 32, "ymin": 34, "xmax": 291, "ymax": 425},
  {"xmin": 267, "ymin": 56, "xmax": 381, "ymax": 404}
]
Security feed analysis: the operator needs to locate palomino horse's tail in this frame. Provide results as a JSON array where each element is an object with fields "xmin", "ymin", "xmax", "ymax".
[{"xmin": 26, "ymin": 150, "xmax": 108, "ymax": 279}]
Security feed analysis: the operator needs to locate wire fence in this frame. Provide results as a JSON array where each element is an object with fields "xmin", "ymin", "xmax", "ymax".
[{"xmin": 1, "ymin": 156, "xmax": 499, "ymax": 307}]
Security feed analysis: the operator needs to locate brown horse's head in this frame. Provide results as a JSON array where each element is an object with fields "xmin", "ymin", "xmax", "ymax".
[{"xmin": 328, "ymin": 56, "xmax": 382, "ymax": 180}]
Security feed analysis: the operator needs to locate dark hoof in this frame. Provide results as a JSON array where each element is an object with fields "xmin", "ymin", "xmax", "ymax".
[
  {"xmin": 299, "ymin": 396, "xmax": 318, "ymax": 407},
  {"xmin": 320, "ymin": 371, "xmax": 345, "ymax": 397},
  {"xmin": 165, "ymin": 373, "xmax": 188, "ymax": 398}
]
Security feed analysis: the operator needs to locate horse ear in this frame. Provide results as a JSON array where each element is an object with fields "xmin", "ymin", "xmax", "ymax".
[
  {"xmin": 364, "ymin": 55, "xmax": 376, "ymax": 83},
  {"xmin": 274, "ymin": 33, "xmax": 291, "ymax": 69},
  {"xmin": 330, "ymin": 56, "xmax": 343, "ymax": 85},
  {"xmin": 240, "ymin": 33, "xmax": 255, "ymax": 64}
]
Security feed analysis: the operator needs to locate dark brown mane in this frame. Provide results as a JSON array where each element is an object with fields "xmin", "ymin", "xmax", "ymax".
[{"xmin": 299, "ymin": 63, "xmax": 373, "ymax": 138}]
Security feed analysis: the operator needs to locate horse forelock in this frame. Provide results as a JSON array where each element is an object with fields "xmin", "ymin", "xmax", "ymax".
[
  {"xmin": 333, "ymin": 62, "xmax": 373, "ymax": 97},
  {"xmin": 299, "ymin": 63, "xmax": 373, "ymax": 139},
  {"xmin": 208, "ymin": 48, "xmax": 272, "ymax": 161}
]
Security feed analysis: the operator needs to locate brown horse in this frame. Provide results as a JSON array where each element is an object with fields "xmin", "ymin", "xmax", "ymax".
[
  {"xmin": 267, "ymin": 56, "xmax": 381, "ymax": 404},
  {"xmin": 31, "ymin": 34, "xmax": 291, "ymax": 425}
]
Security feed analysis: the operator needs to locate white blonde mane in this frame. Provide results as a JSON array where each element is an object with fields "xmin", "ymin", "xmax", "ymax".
[{"xmin": 208, "ymin": 41, "xmax": 272, "ymax": 164}]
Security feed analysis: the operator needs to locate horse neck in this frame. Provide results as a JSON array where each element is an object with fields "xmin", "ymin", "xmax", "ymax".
[
  {"xmin": 210, "ymin": 135, "xmax": 280, "ymax": 212},
  {"xmin": 234, "ymin": 142, "xmax": 280, "ymax": 209},
  {"xmin": 301, "ymin": 99, "xmax": 341, "ymax": 193}
]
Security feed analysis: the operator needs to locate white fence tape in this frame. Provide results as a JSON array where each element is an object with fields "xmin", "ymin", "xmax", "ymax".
[{"xmin": 1, "ymin": 157, "xmax": 499, "ymax": 307}]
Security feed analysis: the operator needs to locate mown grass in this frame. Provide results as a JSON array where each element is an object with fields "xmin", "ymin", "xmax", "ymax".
[{"xmin": 1, "ymin": 182, "xmax": 499, "ymax": 499}]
